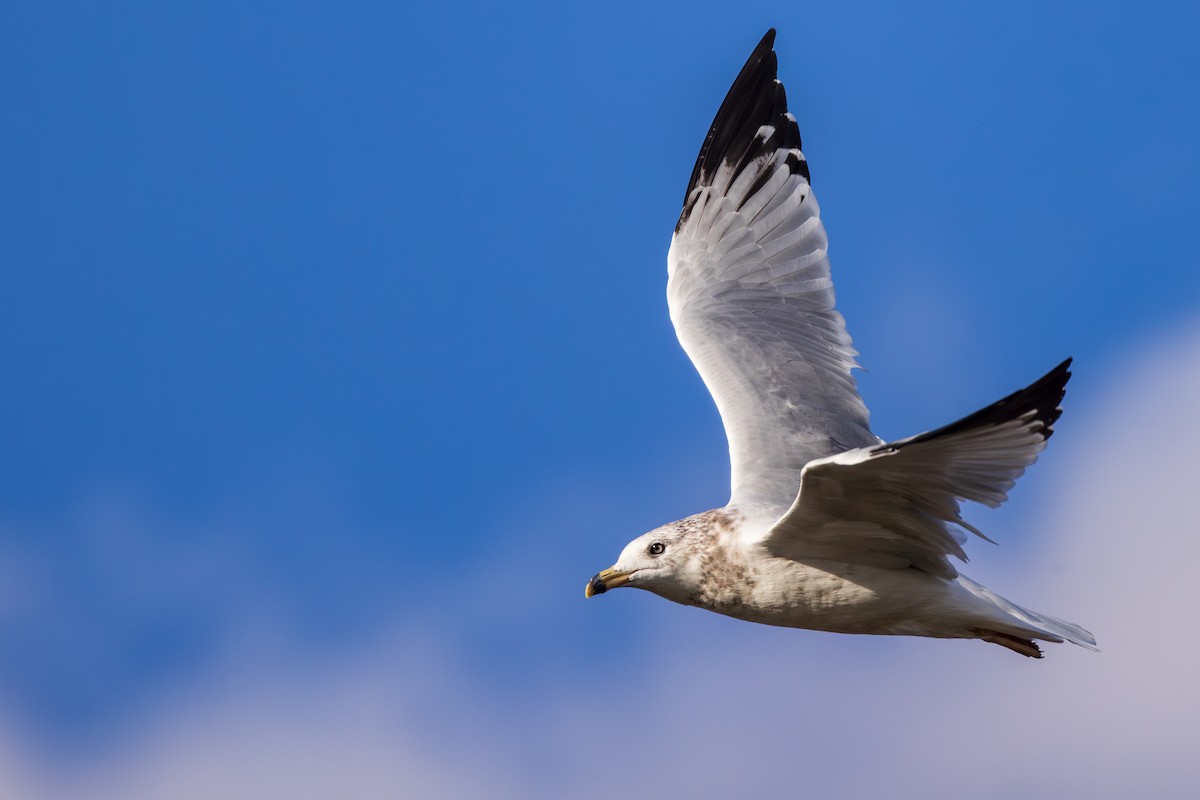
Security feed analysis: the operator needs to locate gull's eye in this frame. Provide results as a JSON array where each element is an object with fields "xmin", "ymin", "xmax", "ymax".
[{"xmin": 648, "ymin": 542, "xmax": 666, "ymax": 556}]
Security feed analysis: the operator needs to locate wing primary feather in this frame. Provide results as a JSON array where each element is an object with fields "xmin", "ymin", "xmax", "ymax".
[
  {"xmin": 678, "ymin": 29, "xmax": 781, "ymax": 231},
  {"xmin": 881, "ymin": 358, "xmax": 1072, "ymax": 454}
]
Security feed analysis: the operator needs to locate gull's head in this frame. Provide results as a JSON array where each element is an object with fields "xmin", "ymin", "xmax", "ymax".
[{"xmin": 585, "ymin": 514, "xmax": 715, "ymax": 604}]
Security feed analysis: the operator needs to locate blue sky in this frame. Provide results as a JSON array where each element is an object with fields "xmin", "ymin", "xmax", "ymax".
[{"xmin": 2, "ymin": 2, "xmax": 1199, "ymax": 796}]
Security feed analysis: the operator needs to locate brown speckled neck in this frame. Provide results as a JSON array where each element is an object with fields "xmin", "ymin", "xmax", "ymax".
[{"xmin": 684, "ymin": 508, "xmax": 754, "ymax": 610}]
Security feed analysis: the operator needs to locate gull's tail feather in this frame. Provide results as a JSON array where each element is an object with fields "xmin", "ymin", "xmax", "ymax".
[{"xmin": 959, "ymin": 575, "xmax": 1099, "ymax": 654}]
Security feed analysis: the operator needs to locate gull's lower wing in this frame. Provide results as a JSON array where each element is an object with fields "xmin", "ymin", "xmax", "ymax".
[
  {"xmin": 763, "ymin": 359, "xmax": 1073, "ymax": 578},
  {"xmin": 667, "ymin": 30, "xmax": 876, "ymax": 511}
]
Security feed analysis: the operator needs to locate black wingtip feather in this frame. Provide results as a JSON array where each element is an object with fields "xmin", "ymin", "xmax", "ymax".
[
  {"xmin": 892, "ymin": 358, "xmax": 1073, "ymax": 451},
  {"xmin": 676, "ymin": 29, "xmax": 806, "ymax": 232},
  {"xmin": 784, "ymin": 150, "xmax": 810, "ymax": 182}
]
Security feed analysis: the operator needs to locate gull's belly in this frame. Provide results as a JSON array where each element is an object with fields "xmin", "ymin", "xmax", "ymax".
[{"xmin": 693, "ymin": 557, "xmax": 971, "ymax": 636}]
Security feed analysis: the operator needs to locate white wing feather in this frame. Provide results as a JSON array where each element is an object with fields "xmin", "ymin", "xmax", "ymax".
[
  {"xmin": 667, "ymin": 31, "xmax": 875, "ymax": 511},
  {"xmin": 764, "ymin": 359, "xmax": 1073, "ymax": 577}
]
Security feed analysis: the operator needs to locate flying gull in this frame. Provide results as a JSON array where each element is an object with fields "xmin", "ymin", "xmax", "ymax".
[{"xmin": 585, "ymin": 29, "xmax": 1096, "ymax": 658}]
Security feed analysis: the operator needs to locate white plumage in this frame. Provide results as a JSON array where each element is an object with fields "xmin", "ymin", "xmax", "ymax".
[{"xmin": 586, "ymin": 29, "xmax": 1095, "ymax": 658}]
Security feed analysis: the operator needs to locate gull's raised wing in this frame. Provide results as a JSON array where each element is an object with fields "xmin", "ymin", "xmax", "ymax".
[
  {"xmin": 764, "ymin": 359, "xmax": 1073, "ymax": 579},
  {"xmin": 667, "ymin": 30, "xmax": 876, "ymax": 511}
]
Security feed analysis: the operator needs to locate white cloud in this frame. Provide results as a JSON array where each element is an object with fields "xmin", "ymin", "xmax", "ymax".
[{"xmin": 3, "ymin": 318, "xmax": 1199, "ymax": 799}]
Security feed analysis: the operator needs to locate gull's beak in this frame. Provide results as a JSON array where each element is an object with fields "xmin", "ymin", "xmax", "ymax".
[{"xmin": 585, "ymin": 567, "xmax": 633, "ymax": 598}]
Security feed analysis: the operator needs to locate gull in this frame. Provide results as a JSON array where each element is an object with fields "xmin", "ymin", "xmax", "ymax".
[{"xmin": 585, "ymin": 29, "xmax": 1096, "ymax": 657}]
